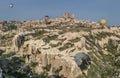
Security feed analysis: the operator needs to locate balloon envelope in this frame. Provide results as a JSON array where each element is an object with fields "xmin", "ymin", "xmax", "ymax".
[
  {"xmin": 9, "ymin": 3, "xmax": 14, "ymax": 8},
  {"xmin": 100, "ymin": 19, "xmax": 107, "ymax": 25}
]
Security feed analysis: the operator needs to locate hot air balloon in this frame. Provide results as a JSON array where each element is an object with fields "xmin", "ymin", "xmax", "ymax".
[
  {"xmin": 99, "ymin": 19, "xmax": 107, "ymax": 25},
  {"xmin": 9, "ymin": 3, "xmax": 14, "ymax": 8}
]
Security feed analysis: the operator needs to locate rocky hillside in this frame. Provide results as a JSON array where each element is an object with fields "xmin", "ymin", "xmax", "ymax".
[{"xmin": 0, "ymin": 13, "xmax": 120, "ymax": 78}]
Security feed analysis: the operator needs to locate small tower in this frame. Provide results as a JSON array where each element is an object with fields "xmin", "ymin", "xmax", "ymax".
[
  {"xmin": 63, "ymin": 12, "xmax": 70, "ymax": 19},
  {"xmin": 71, "ymin": 13, "xmax": 76, "ymax": 19}
]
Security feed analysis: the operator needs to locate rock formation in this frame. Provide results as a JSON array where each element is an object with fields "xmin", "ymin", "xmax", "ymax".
[{"xmin": 0, "ymin": 14, "xmax": 120, "ymax": 78}]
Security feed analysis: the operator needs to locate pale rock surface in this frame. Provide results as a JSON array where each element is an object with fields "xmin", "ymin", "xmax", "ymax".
[{"xmin": 19, "ymin": 39, "xmax": 83, "ymax": 78}]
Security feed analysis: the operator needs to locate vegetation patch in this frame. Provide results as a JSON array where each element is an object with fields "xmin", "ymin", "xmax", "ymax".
[
  {"xmin": 0, "ymin": 52, "xmax": 16, "ymax": 59},
  {"xmin": 106, "ymin": 39, "xmax": 118, "ymax": 54},
  {"xmin": 50, "ymin": 42, "xmax": 62, "ymax": 47},
  {"xmin": 87, "ymin": 51, "xmax": 120, "ymax": 78},
  {"xmin": 1, "ymin": 34, "xmax": 14, "ymax": 40},
  {"xmin": 41, "ymin": 64, "xmax": 65, "ymax": 78},
  {"xmin": 0, "ymin": 49, "xmax": 4, "ymax": 56},
  {"xmin": 69, "ymin": 37, "xmax": 81, "ymax": 43},
  {"xmin": 30, "ymin": 61, "xmax": 38, "ymax": 72},
  {"xmin": 58, "ymin": 42, "xmax": 74, "ymax": 51},
  {"xmin": 31, "ymin": 30, "xmax": 47, "ymax": 38},
  {"xmin": 43, "ymin": 35, "xmax": 58, "ymax": 43},
  {"xmin": 2, "ymin": 24, "xmax": 17, "ymax": 32},
  {"xmin": 95, "ymin": 32, "xmax": 116, "ymax": 40}
]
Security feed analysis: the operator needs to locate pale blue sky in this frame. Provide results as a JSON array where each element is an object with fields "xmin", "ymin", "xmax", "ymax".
[{"xmin": 0, "ymin": 0, "xmax": 120, "ymax": 25}]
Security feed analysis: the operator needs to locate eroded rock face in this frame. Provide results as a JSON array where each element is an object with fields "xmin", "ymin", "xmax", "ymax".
[
  {"xmin": 13, "ymin": 33, "xmax": 25, "ymax": 51},
  {"xmin": 19, "ymin": 40, "xmax": 83, "ymax": 78},
  {"xmin": 12, "ymin": 32, "xmax": 34, "ymax": 51}
]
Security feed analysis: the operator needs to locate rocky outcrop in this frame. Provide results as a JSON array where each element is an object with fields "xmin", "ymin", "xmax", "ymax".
[
  {"xmin": 1, "ymin": 14, "xmax": 120, "ymax": 78},
  {"xmin": 12, "ymin": 31, "xmax": 34, "ymax": 51},
  {"xmin": 19, "ymin": 39, "xmax": 88, "ymax": 78},
  {"xmin": 12, "ymin": 32, "xmax": 25, "ymax": 51}
]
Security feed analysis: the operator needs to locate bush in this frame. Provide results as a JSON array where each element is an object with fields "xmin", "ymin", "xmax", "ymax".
[
  {"xmin": 0, "ymin": 49, "xmax": 4, "ymax": 56},
  {"xmin": 106, "ymin": 39, "xmax": 117, "ymax": 53},
  {"xmin": 58, "ymin": 42, "xmax": 74, "ymax": 51},
  {"xmin": 0, "ymin": 52, "xmax": 16, "ymax": 59},
  {"xmin": 2, "ymin": 24, "xmax": 17, "ymax": 32},
  {"xmin": 43, "ymin": 35, "xmax": 58, "ymax": 43}
]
